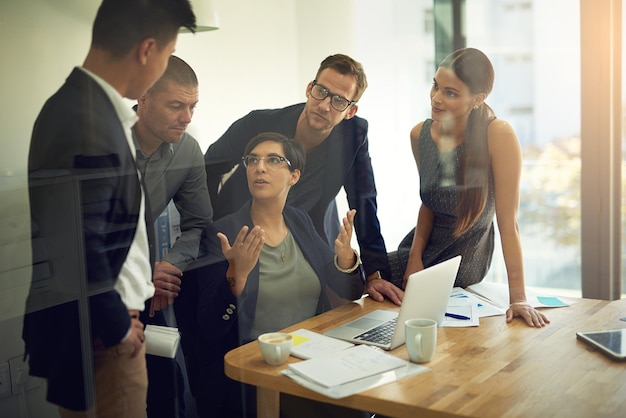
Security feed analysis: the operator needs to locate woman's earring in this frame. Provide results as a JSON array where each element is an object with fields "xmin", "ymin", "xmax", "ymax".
[{"xmin": 473, "ymin": 104, "xmax": 479, "ymax": 110}]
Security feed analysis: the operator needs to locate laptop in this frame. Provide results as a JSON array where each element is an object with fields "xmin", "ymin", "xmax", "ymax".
[{"xmin": 324, "ymin": 255, "xmax": 461, "ymax": 350}]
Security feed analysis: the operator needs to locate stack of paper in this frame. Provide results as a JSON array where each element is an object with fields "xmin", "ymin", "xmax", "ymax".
[
  {"xmin": 443, "ymin": 283, "xmax": 571, "ymax": 327},
  {"xmin": 287, "ymin": 345, "xmax": 407, "ymax": 387},
  {"xmin": 284, "ymin": 345, "xmax": 428, "ymax": 398},
  {"xmin": 145, "ymin": 325, "xmax": 180, "ymax": 358}
]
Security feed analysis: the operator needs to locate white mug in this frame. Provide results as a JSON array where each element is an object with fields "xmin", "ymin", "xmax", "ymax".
[
  {"xmin": 258, "ymin": 332, "xmax": 293, "ymax": 365},
  {"xmin": 405, "ymin": 318, "xmax": 437, "ymax": 363}
]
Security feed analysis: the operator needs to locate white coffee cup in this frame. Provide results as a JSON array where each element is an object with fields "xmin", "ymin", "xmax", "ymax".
[
  {"xmin": 405, "ymin": 318, "xmax": 437, "ymax": 363},
  {"xmin": 258, "ymin": 332, "xmax": 293, "ymax": 365}
]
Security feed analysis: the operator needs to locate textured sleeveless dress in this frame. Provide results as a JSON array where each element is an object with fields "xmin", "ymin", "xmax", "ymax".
[{"xmin": 394, "ymin": 119, "xmax": 495, "ymax": 288}]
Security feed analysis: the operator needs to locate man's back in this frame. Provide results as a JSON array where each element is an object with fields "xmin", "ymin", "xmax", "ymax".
[
  {"xmin": 24, "ymin": 67, "xmax": 143, "ymax": 411},
  {"xmin": 22, "ymin": 1, "xmax": 197, "ymax": 412}
]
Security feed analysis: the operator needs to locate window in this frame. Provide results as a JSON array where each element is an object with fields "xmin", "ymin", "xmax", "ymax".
[{"xmin": 462, "ymin": 0, "xmax": 582, "ymax": 297}]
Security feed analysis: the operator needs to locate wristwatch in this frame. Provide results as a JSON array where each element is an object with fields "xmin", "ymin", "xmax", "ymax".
[{"xmin": 366, "ymin": 271, "xmax": 383, "ymax": 283}]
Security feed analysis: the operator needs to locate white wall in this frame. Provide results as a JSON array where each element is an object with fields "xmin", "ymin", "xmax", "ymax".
[
  {"xmin": 0, "ymin": 1, "xmax": 426, "ymax": 415},
  {"xmin": 0, "ymin": 2, "xmax": 94, "ymax": 416}
]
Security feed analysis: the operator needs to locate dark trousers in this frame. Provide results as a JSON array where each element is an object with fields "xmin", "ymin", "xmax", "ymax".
[
  {"xmin": 141, "ymin": 306, "xmax": 186, "ymax": 418},
  {"xmin": 146, "ymin": 354, "xmax": 186, "ymax": 418}
]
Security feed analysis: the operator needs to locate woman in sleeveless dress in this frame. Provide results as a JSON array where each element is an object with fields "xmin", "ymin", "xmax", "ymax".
[{"xmin": 397, "ymin": 48, "xmax": 548, "ymax": 328}]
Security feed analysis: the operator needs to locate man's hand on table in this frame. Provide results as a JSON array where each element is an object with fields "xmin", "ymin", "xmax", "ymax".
[{"xmin": 365, "ymin": 272, "xmax": 404, "ymax": 305}]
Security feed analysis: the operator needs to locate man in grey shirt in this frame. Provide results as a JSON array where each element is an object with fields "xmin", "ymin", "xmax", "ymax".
[{"xmin": 133, "ymin": 55, "xmax": 212, "ymax": 418}]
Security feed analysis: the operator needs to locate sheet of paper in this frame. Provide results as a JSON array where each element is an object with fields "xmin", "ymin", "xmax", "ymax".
[
  {"xmin": 289, "ymin": 328, "xmax": 354, "ymax": 359},
  {"xmin": 449, "ymin": 287, "xmax": 506, "ymax": 318},
  {"xmin": 441, "ymin": 303, "xmax": 479, "ymax": 327},
  {"xmin": 466, "ymin": 282, "xmax": 571, "ymax": 309},
  {"xmin": 536, "ymin": 296, "xmax": 569, "ymax": 307},
  {"xmin": 466, "ymin": 282, "xmax": 510, "ymax": 308},
  {"xmin": 287, "ymin": 345, "xmax": 407, "ymax": 388}
]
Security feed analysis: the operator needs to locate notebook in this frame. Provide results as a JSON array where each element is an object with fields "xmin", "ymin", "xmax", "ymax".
[{"xmin": 324, "ymin": 255, "xmax": 461, "ymax": 350}]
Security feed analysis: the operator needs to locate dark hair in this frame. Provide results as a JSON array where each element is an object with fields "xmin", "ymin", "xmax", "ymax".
[
  {"xmin": 148, "ymin": 55, "xmax": 198, "ymax": 94},
  {"xmin": 315, "ymin": 54, "xmax": 368, "ymax": 101},
  {"xmin": 91, "ymin": 0, "xmax": 196, "ymax": 58},
  {"xmin": 439, "ymin": 48, "xmax": 496, "ymax": 237},
  {"xmin": 243, "ymin": 132, "xmax": 306, "ymax": 172}
]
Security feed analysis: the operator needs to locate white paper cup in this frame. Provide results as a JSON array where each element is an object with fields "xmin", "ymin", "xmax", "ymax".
[
  {"xmin": 258, "ymin": 332, "xmax": 292, "ymax": 365},
  {"xmin": 405, "ymin": 318, "xmax": 437, "ymax": 363}
]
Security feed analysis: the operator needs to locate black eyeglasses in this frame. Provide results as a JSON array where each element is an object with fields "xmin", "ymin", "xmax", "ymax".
[
  {"xmin": 242, "ymin": 154, "xmax": 292, "ymax": 171},
  {"xmin": 310, "ymin": 80, "xmax": 357, "ymax": 112}
]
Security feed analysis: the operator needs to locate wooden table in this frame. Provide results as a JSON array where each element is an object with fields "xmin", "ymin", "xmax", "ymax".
[{"xmin": 224, "ymin": 296, "xmax": 626, "ymax": 418}]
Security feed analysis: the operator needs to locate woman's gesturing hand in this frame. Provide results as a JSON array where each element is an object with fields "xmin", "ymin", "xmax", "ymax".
[
  {"xmin": 218, "ymin": 225, "xmax": 265, "ymax": 289},
  {"xmin": 334, "ymin": 209, "xmax": 357, "ymax": 268}
]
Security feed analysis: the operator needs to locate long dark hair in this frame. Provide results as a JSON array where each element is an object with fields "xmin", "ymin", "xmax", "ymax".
[{"xmin": 439, "ymin": 48, "xmax": 495, "ymax": 237}]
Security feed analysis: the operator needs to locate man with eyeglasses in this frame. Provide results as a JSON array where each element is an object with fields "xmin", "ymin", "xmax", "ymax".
[{"xmin": 204, "ymin": 53, "xmax": 404, "ymax": 304}]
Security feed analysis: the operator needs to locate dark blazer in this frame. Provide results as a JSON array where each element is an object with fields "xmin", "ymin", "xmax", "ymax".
[
  {"xmin": 204, "ymin": 103, "xmax": 391, "ymax": 279},
  {"xmin": 22, "ymin": 68, "xmax": 152, "ymax": 410},
  {"xmin": 176, "ymin": 202, "xmax": 364, "ymax": 416}
]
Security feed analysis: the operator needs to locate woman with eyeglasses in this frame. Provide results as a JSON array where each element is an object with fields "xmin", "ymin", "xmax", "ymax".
[
  {"xmin": 394, "ymin": 47, "xmax": 549, "ymax": 328},
  {"xmin": 183, "ymin": 132, "xmax": 368, "ymax": 418}
]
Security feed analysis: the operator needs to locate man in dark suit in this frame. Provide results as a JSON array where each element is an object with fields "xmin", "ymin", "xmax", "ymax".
[
  {"xmin": 204, "ymin": 53, "xmax": 404, "ymax": 305},
  {"xmin": 22, "ymin": 1, "xmax": 195, "ymax": 416}
]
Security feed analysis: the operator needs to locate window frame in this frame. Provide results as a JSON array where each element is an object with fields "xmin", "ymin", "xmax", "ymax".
[{"xmin": 580, "ymin": 0, "xmax": 622, "ymax": 300}]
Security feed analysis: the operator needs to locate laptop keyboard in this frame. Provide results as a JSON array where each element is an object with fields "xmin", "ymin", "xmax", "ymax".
[{"xmin": 354, "ymin": 317, "xmax": 398, "ymax": 345}]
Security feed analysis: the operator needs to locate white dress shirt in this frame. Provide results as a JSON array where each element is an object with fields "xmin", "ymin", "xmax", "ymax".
[{"xmin": 78, "ymin": 67, "xmax": 154, "ymax": 311}]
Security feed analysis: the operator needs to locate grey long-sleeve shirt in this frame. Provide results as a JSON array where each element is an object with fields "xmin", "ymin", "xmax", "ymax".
[{"xmin": 133, "ymin": 130, "xmax": 212, "ymax": 270}]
